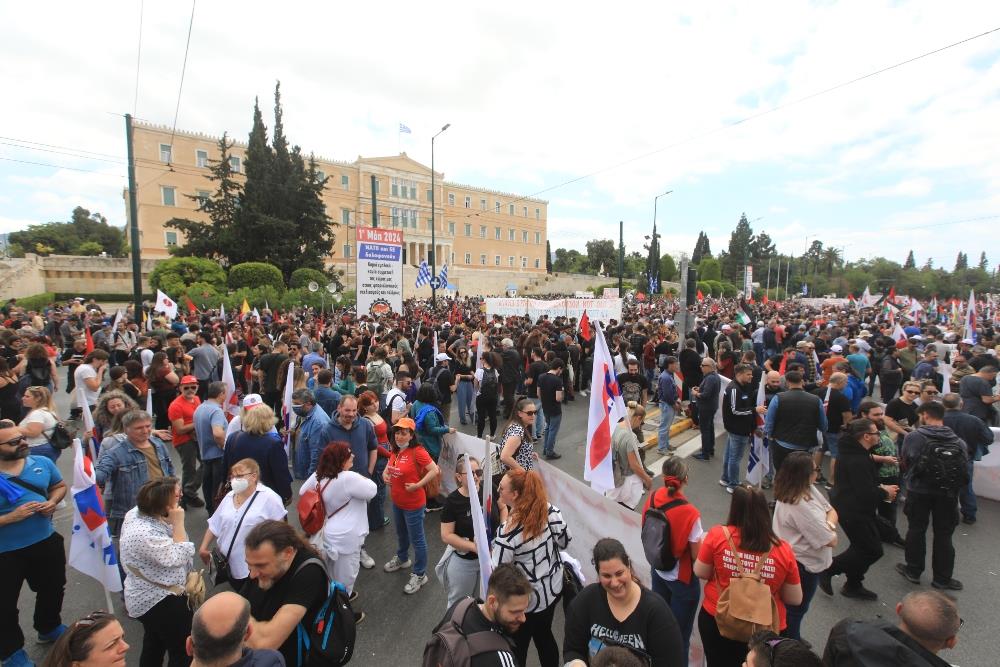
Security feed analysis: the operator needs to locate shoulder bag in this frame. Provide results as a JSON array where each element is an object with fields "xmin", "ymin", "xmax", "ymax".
[{"xmin": 211, "ymin": 491, "xmax": 259, "ymax": 586}]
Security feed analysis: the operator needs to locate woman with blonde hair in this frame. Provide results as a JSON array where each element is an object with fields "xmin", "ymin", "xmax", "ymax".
[
  {"xmin": 18, "ymin": 385, "xmax": 62, "ymax": 462},
  {"xmin": 606, "ymin": 401, "xmax": 653, "ymax": 509},
  {"xmin": 492, "ymin": 469, "xmax": 571, "ymax": 667},
  {"xmin": 222, "ymin": 403, "xmax": 292, "ymax": 504}
]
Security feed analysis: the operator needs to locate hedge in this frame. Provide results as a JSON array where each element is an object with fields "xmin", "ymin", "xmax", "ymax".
[
  {"xmin": 289, "ymin": 268, "xmax": 330, "ymax": 290},
  {"xmin": 228, "ymin": 262, "xmax": 284, "ymax": 291},
  {"xmin": 14, "ymin": 292, "xmax": 57, "ymax": 312},
  {"xmin": 149, "ymin": 257, "xmax": 226, "ymax": 295}
]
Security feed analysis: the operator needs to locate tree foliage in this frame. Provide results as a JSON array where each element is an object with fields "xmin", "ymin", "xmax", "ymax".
[
  {"xmin": 692, "ymin": 231, "xmax": 712, "ymax": 264},
  {"xmin": 659, "ymin": 253, "xmax": 677, "ymax": 282},
  {"xmin": 904, "ymin": 250, "xmax": 916, "ymax": 269},
  {"xmin": 545, "ymin": 240, "xmax": 552, "ymax": 274},
  {"xmin": 586, "ymin": 239, "xmax": 618, "ymax": 276},
  {"xmin": 289, "ymin": 267, "xmax": 329, "ymax": 289},
  {"xmin": 10, "ymin": 207, "xmax": 124, "ymax": 257},
  {"xmin": 698, "ymin": 257, "xmax": 722, "ymax": 281},
  {"xmin": 228, "ymin": 262, "xmax": 285, "ymax": 291},
  {"xmin": 149, "ymin": 257, "xmax": 227, "ymax": 297}
]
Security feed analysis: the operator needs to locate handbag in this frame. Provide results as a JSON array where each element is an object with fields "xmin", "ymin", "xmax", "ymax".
[
  {"xmin": 127, "ymin": 565, "xmax": 207, "ymax": 611},
  {"xmin": 211, "ymin": 491, "xmax": 259, "ymax": 586},
  {"xmin": 45, "ymin": 412, "xmax": 75, "ymax": 451}
]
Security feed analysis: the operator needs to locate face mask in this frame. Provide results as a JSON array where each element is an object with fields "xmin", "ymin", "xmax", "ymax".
[
  {"xmin": 292, "ymin": 405, "xmax": 309, "ymax": 417},
  {"xmin": 231, "ymin": 477, "xmax": 250, "ymax": 494}
]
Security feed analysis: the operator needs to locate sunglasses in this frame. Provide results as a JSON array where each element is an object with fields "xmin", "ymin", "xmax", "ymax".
[
  {"xmin": 182, "ymin": 385, "xmax": 198, "ymax": 390},
  {"xmin": 521, "ymin": 409, "xmax": 537, "ymax": 415},
  {"xmin": 766, "ymin": 638, "xmax": 791, "ymax": 661},
  {"xmin": 904, "ymin": 390, "xmax": 920, "ymax": 395},
  {"xmin": 74, "ymin": 610, "xmax": 113, "ymax": 628},
  {"xmin": 0, "ymin": 435, "xmax": 26, "ymax": 446}
]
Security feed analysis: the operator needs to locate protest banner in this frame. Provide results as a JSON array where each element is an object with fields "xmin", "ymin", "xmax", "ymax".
[
  {"xmin": 484, "ymin": 298, "xmax": 622, "ymax": 323},
  {"xmin": 357, "ymin": 226, "xmax": 403, "ymax": 317}
]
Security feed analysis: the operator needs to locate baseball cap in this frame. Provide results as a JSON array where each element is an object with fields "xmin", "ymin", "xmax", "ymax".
[
  {"xmin": 243, "ymin": 394, "xmax": 264, "ymax": 409},
  {"xmin": 721, "ymin": 324, "xmax": 732, "ymax": 331},
  {"xmin": 961, "ymin": 338, "xmax": 974, "ymax": 345},
  {"xmin": 179, "ymin": 375, "xmax": 199, "ymax": 386},
  {"xmin": 435, "ymin": 352, "xmax": 450, "ymax": 362},
  {"xmin": 394, "ymin": 417, "xmax": 416, "ymax": 431},
  {"xmin": 830, "ymin": 344, "xmax": 843, "ymax": 353},
  {"xmin": 859, "ymin": 330, "xmax": 872, "ymax": 338}
]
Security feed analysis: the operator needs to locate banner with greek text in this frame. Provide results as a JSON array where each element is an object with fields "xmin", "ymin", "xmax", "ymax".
[
  {"xmin": 484, "ymin": 298, "xmax": 622, "ymax": 323},
  {"xmin": 356, "ymin": 227, "xmax": 403, "ymax": 318}
]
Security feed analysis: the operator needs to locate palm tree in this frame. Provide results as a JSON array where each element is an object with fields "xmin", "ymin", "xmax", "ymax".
[{"xmin": 822, "ymin": 247, "xmax": 841, "ymax": 277}]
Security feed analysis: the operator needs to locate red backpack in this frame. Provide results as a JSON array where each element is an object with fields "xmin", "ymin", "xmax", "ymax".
[{"xmin": 297, "ymin": 479, "xmax": 349, "ymax": 536}]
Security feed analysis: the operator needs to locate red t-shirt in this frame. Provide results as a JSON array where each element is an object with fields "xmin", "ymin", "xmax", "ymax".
[
  {"xmin": 697, "ymin": 525, "xmax": 800, "ymax": 630},
  {"xmin": 386, "ymin": 445, "xmax": 433, "ymax": 510},
  {"xmin": 167, "ymin": 395, "xmax": 201, "ymax": 447}
]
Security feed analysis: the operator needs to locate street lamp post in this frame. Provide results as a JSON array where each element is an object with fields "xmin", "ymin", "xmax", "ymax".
[
  {"xmin": 649, "ymin": 190, "xmax": 673, "ymax": 294},
  {"xmin": 430, "ymin": 123, "xmax": 451, "ymax": 306}
]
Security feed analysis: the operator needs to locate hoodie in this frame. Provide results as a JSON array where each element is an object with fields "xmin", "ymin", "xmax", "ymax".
[{"xmin": 901, "ymin": 425, "xmax": 970, "ymax": 496}]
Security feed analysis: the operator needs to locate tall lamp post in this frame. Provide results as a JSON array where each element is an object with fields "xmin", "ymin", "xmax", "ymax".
[
  {"xmin": 648, "ymin": 190, "xmax": 672, "ymax": 294},
  {"xmin": 430, "ymin": 123, "xmax": 450, "ymax": 306}
]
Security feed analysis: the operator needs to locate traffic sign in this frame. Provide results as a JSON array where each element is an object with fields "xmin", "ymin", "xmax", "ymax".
[{"xmin": 429, "ymin": 276, "xmax": 442, "ymax": 289}]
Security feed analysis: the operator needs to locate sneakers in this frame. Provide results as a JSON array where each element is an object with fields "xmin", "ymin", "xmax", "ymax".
[
  {"xmin": 725, "ymin": 486, "xmax": 735, "ymax": 495},
  {"xmin": 37, "ymin": 624, "xmax": 67, "ymax": 644},
  {"xmin": 383, "ymin": 555, "xmax": 412, "ymax": 573},
  {"xmin": 1, "ymin": 649, "xmax": 33, "ymax": 667},
  {"xmin": 359, "ymin": 549, "xmax": 375, "ymax": 570},
  {"xmin": 348, "ymin": 590, "xmax": 359, "ymax": 603},
  {"xmin": 692, "ymin": 452, "xmax": 713, "ymax": 461},
  {"xmin": 841, "ymin": 585, "xmax": 878, "ymax": 600},
  {"xmin": 961, "ymin": 515, "xmax": 976, "ymax": 525},
  {"xmin": 580, "ymin": 390, "xmax": 589, "ymax": 397},
  {"xmin": 718, "ymin": 479, "xmax": 728, "ymax": 487},
  {"xmin": 932, "ymin": 578, "xmax": 963, "ymax": 591},
  {"xmin": 895, "ymin": 563, "xmax": 920, "ymax": 584},
  {"xmin": 353, "ymin": 611, "xmax": 366, "ymax": 625},
  {"xmin": 404, "ymin": 573, "xmax": 429, "ymax": 594},
  {"xmin": 543, "ymin": 452, "xmax": 562, "ymax": 460},
  {"xmin": 818, "ymin": 569, "xmax": 834, "ymax": 596}
]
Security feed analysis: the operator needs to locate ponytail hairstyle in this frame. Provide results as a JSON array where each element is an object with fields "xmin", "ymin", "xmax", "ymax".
[
  {"xmin": 626, "ymin": 400, "xmax": 646, "ymax": 422},
  {"xmin": 504, "ymin": 469, "xmax": 549, "ymax": 540},
  {"xmin": 660, "ymin": 456, "xmax": 689, "ymax": 497}
]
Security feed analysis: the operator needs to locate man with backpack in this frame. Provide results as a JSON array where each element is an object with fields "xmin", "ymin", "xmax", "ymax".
[
  {"xmin": 895, "ymin": 401, "xmax": 969, "ymax": 592},
  {"xmin": 423, "ymin": 563, "xmax": 529, "ymax": 667}
]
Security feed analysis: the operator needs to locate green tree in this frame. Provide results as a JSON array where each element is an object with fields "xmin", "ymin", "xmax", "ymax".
[
  {"xmin": 723, "ymin": 213, "xmax": 755, "ymax": 281},
  {"xmin": 228, "ymin": 262, "xmax": 284, "ymax": 291},
  {"xmin": 904, "ymin": 250, "xmax": 916, "ymax": 269},
  {"xmin": 10, "ymin": 206, "xmax": 124, "ymax": 257},
  {"xmin": 553, "ymin": 248, "xmax": 587, "ymax": 273},
  {"xmin": 75, "ymin": 241, "xmax": 104, "ymax": 256},
  {"xmin": 659, "ymin": 253, "xmax": 677, "ymax": 281},
  {"xmin": 149, "ymin": 257, "xmax": 227, "ymax": 296},
  {"xmin": 955, "ymin": 252, "xmax": 968, "ymax": 271},
  {"xmin": 691, "ymin": 231, "xmax": 712, "ymax": 264},
  {"xmin": 586, "ymin": 239, "xmax": 617, "ymax": 276},
  {"xmin": 545, "ymin": 240, "xmax": 552, "ymax": 273},
  {"xmin": 623, "ymin": 251, "xmax": 645, "ymax": 280},
  {"xmin": 289, "ymin": 267, "xmax": 329, "ymax": 289},
  {"xmin": 698, "ymin": 257, "xmax": 722, "ymax": 281},
  {"xmin": 978, "ymin": 251, "xmax": 988, "ymax": 271}
]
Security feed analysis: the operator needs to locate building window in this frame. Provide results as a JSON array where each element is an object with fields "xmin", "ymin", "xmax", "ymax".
[
  {"xmin": 341, "ymin": 174, "xmax": 349, "ymax": 190},
  {"xmin": 480, "ymin": 254, "xmax": 487, "ymax": 266},
  {"xmin": 464, "ymin": 196, "xmax": 471, "ymax": 208},
  {"xmin": 391, "ymin": 207, "xmax": 399, "ymax": 226},
  {"xmin": 535, "ymin": 232, "xmax": 541, "ymax": 244},
  {"xmin": 427, "ymin": 218, "xmax": 433, "ymax": 231},
  {"xmin": 196, "ymin": 190, "xmax": 210, "ymax": 206},
  {"xmin": 479, "ymin": 225, "xmax": 487, "ymax": 239},
  {"xmin": 391, "ymin": 178, "xmax": 399, "ymax": 197},
  {"xmin": 229, "ymin": 156, "xmax": 241, "ymax": 173},
  {"xmin": 315, "ymin": 169, "xmax": 325, "ymax": 183},
  {"xmin": 448, "ymin": 222, "xmax": 455, "ymax": 235},
  {"xmin": 341, "ymin": 209, "xmax": 350, "ymax": 225},
  {"xmin": 159, "ymin": 144, "xmax": 172, "ymax": 163},
  {"xmin": 522, "ymin": 256, "xmax": 527, "ymax": 268},
  {"xmin": 343, "ymin": 243, "xmax": 352, "ymax": 258},
  {"xmin": 465, "ymin": 252, "xmax": 471, "ymax": 264},
  {"xmin": 523, "ymin": 206, "xmax": 528, "ymax": 217},
  {"xmin": 509, "ymin": 203, "xmax": 515, "ymax": 215},
  {"xmin": 535, "ymin": 258, "xmax": 541, "ymax": 269},
  {"xmin": 464, "ymin": 223, "xmax": 472, "ymax": 237},
  {"xmin": 372, "ymin": 178, "xmax": 380, "ymax": 194},
  {"xmin": 508, "ymin": 228, "xmax": 515, "ymax": 241},
  {"xmin": 495, "ymin": 255, "xmax": 501, "ymax": 266},
  {"xmin": 448, "ymin": 193, "xmax": 455, "ymax": 206},
  {"xmin": 480, "ymin": 199, "xmax": 487, "ymax": 211},
  {"xmin": 495, "ymin": 201, "xmax": 501, "ymax": 213},
  {"xmin": 196, "ymin": 149, "xmax": 208, "ymax": 168},
  {"xmin": 451, "ymin": 252, "xmax": 455, "ymax": 265},
  {"xmin": 426, "ymin": 188, "xmax": 432, "ymax": 201},
  {"xmin": 161, "ymin": 186, "xmax": 176, "ymax": 206},
  {"xmin": 164, "ymin": 231, "xmax": 178, "ymax": 246},
  {"xmin": 508, "ymin": 256, "xmax": 514, "ymax": 267},
  {"xmin": 535, "ymin": 208, "xmax": 541, "ymax": 220},
  {"xmin": 494, "ymin": 227, "xmax": 501, "ymax": 240},
  {"xmin": 522, "ymin": 230, "xmax": 528, "ymax": 243}
]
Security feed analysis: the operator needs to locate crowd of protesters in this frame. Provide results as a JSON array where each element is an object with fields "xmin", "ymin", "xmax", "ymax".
[{"xmin": 0, "ymin": 290, "xmax": 993, "ymax": 667}]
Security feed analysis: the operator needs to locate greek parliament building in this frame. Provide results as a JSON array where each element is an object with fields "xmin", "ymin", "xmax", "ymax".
[{"xmin": 125, "ymin": 122, "xmax": 548, "ymax": 294}]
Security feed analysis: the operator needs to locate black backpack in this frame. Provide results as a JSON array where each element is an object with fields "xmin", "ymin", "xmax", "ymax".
[
  {"xmin": 28, "ymin": 359, "xmax": 51, "ymax": 385},
  {"xmin": 911, "ymin": 432, "xmax": 970, "ymax": 493},
  {"xmin": 294, "ymin": 558, "xmax": 356, "ymax": 667},
  {"xmin": 479, "ymin": 368, "xmax": 498, "ymax": 401},
  {"xmin": 641, "ymin": 497, "xmax": 688, "ymax": 571}
]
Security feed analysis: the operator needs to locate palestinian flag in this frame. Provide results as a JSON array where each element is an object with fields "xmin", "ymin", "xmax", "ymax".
[{"xmin": 736, "ymin": 309, "xmax": 751, "ymax": 326}]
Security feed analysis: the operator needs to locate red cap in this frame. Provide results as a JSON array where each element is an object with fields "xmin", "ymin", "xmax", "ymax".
[{"xmin": 179, "ymin": 375, "xmax": 199, "ymax": 386}]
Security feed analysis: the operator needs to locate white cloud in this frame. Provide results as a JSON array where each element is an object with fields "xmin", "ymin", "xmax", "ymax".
[{"xmin": 865, "ymin": 177, "xmax": 933, "ymax": 198}]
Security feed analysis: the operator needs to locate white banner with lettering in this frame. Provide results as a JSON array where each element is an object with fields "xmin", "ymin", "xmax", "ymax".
[
  {"xmin": 975, "ymin": 428, "xmax": 1000, "ymax": 501},
  {"xmin": 484, "ymin": 298, "xmax": 622, "ymax": 323}
]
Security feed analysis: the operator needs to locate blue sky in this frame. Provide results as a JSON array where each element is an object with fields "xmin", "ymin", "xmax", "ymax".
[{"xmin": 2, "ymin": 1, "xmax": 1000, "ymax": 270}]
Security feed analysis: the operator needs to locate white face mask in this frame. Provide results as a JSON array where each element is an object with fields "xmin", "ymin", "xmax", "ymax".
[{"xmin": 231, "ymin": 477, "xmax": 250, "ymax": 494}]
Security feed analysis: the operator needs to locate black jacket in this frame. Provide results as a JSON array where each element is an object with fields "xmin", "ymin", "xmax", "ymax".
[
  {"xmin": 823, "ymin": 618, "xmax": 952, "ymax": 667},
  {"xmin": 830, "ymin": 435, "xmax": 887, "ymax": 518},
  {"xmin": 500, "ymin": 348, "xmax": 522, "ymax": 384},
  {"xmin": 901, "ymin": 425, "xmax": 969, "ymax": 496},
  {"xmin": 722, "ymin": 380, "xmax": 755, "ymax": 435},
  {"xmin": 943, "ymin": 409, "xmax": 993, "ymax": 457}
]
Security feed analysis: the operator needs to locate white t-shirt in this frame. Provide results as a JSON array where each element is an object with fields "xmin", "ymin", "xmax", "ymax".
[
  {"xmin": 74, "ymin": 364, "xmax": 100, "ymax": 406},
  {"xmin": 140, "ymin": 348, "xmax": 154, "ymax": 371},
  {"xmin": 655, "ymin": 518, "xmax": 705, "ymax": 582},
  {"xmin": 20, "ymin": 408, "xmax": 57, "ymax": 446},
  {"xmin": 300, "ymin": 470, "xmax": 377, "ymax": 555},
  {"xmin": 207, "ymin": 484, "xmax": 286, "ymax": 580}
]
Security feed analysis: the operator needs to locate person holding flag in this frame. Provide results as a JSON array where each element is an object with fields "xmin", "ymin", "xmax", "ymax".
[
  {"xmin": 438, "ymin": 454, "xmax": 495, "ymax": 608},
  {"xmin": 0, "ymin": 419, "xmax": 68, "ymax": 667},
  {"xmin": 583, "ymin": 322, "xmax": 628, "ymax": 493}
]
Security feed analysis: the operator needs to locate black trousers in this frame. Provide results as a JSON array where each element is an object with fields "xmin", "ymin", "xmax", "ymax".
[
  {"xmin": 0, "ymin": 532, "xmax": 66, "ymax": 660},
  {"xmin": 202, "ymin": 457, "xmax": 226, "ymax": 514},
  {"xmin": 501, "ymin": 381, "xmax": 517, "ymax": 419},
  {"xmin": 828, "ymin": 514, "xmax": 883, "ymax": 587},
  {"xmin": 511, "ymin": 599, "xmax": 560, "ymax": 667},
  {"xmin": 698, "ymin": 406, "xmax": 716, "ymax": 455},
  {"xmin": 138, "ymin": 594, "xmax": 192, "ymax": 667},
  {"xmin": 698, "ymin": 607, "xmax": 748, "ymax": 667},
  {"xmin": 476, "ymin": 394, "xmax": 498, "ymax": 438},
  {"xmin": 876, "ymin": 474, "xmax": 901, "ymax": 541},
  {"xmin": 903, "ymin": 491, "xmax": 959, "ymax": 583}
]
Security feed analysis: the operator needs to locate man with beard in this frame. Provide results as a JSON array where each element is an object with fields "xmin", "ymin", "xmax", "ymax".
[
  {"xmin": 242, "ymin": 521, "xmax": 330, "ymax": 666},
  {"xmin": 0, "ymin": 420, "xmax": 69, "ymax": 666}
]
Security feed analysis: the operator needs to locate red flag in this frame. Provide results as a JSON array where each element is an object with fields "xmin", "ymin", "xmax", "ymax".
[
  {"xmin": 579, "ymin": 310, "xmax": 592, "ymax": 341},
  {"xmin": 748, "ymin": 297, "xmax": 755, "ymax": 305},
  {"xmin": 84, "ymin": 324, "xmax": 94, "ymax": 354},
  {"xmin": 887, "ymin": 286, "xmax": 896, "ymax": 304},
  {"xmin": 762, "ymin": 293, "xmax": 769, "ymax": 304},
  {"xmin": 696, "ymin": 290, "xmax": 704, "ymax": 302},
  {"xmin": 185, "ymin": 296, "xmax": 197, "ymax": 315}
]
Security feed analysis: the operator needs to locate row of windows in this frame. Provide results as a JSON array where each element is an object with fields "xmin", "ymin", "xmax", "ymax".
[
  {"xmin": 450, "ymin": 193, "xmax": 542, "ymax": 219},
  {"xmin": 160, "ymin": 144, "xmax": 352, "ymax": 190},
  {"xmin": 336, "ymin": 244, "xmax": 541, "ymax": 271}
]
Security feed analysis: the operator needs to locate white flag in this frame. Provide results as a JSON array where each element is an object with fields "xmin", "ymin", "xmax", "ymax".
[
  {"xmin": 77, "ymin": 388, "xmax": 100, "ymax": 461},
  {"xmin": 111, "ymin": 309, "xmax": 123, "ymax": 335},
  {"xmin": 221, "ymin": 346, "xmax": 241, "ymax": 417},
  {"xmin": 465, "ymin": 456, "xmax": 493, "ymax": 595},
  {"xmin": 220, "ymin": 303, "xmax": 226, "ymax": 321},
  {"xmin": 69, "ymin": 438, "xmax": 123, "ymax": 592},
  {"xmin": 584, "ymin": 323, "xmax": 628, "ymax": 493},
  {"xmin": 154, "ymin": 290, "xmax": 178, "ymax": 319},
  {"xmin": 282, "ymin": 362, "xmax": 297, "ymax": 456}
]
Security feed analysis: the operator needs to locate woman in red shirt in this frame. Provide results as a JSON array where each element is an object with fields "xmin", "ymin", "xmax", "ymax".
[
  {"xmin": 693, "ymin": 486, "xmax": 803, "ymax": 667},
  {"xmin": 641, "ymin": 457, "xmax": 702, "ymax": 662},
  {"xmin": 382, "ymin": 417, "xmax": 439, "ymax": 595}
]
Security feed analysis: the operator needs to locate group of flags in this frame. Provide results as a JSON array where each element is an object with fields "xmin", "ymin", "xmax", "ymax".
[
  {"xmin": 153, "ymin": 289, "xmax": 260, "ymax": 324},
  {"xmin": 414, "ymin": 260, "xmax": 450, "ymax": 290}
]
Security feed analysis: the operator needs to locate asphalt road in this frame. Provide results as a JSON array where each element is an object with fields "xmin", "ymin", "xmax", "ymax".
[{"xmin": 17, "ymin": 374, "xmax": 997, "ymax": 666}]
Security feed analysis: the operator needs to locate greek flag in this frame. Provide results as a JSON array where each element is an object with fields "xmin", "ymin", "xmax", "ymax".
[
  {"xmin": 415, "ymin": 260, "xmax": 431, "ymax": 287},
  {"xmin": 648, "ymin": 276, "xmax": 656, "ymax": 295},
  {"xmin": 438, "ymin": 263, "xmax": 448, "ymax": 288},
  {"xmin": 399, "ymin": 123, "xmax": 411, "ymax": 134}
]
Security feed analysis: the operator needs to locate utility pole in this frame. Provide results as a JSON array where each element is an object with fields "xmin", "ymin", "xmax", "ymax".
[
  {"xmin": 618, "ymin": 220, "xmax": 624, "ymax": 296},
  {"xmin": 124, "ymin": 114, "xmax": 143, "ymax": 321},
  {"xmin": 678, "ymin": 257, "xmax": 690, "ymax": 335},
  {"xmin": 370, "ymin": 175, "xmax": 379, "ymax": 227},
  {"xmin": 430, "ymin": 123, "xmax": 450, "ymax": 306}
]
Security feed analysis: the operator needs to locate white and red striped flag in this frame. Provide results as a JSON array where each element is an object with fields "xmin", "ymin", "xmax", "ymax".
[
  {"xmin": 584, "ymin": 322, "xmax": 628, "ymax": 493},
  {"xmin": 221, "ymin": 346, "xmax": 241, "ymax": 418}
]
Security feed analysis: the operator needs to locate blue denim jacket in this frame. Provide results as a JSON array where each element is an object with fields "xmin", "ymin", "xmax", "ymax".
[
  {"xmin": 94, "ymin": 436, "xmax": 175, "ymax": 520},
  {"xmin": 296, "ymin": 404, "xmax": 332, "ymax": 479}
]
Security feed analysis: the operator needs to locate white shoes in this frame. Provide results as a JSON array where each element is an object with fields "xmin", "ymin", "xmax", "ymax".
[
  {"xmin": 359, "ymin": 549, "xmax": 375, "ymax": 569},
  {"xmin": 383, "ymin": 555, "xmax": 412, "ymax": 572},
  {"xmin": 404, "ymin": 573, "xmax": 428, "ymax": 594}
]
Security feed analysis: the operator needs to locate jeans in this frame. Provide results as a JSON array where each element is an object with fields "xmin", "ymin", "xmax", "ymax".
[
  {"xmin": 28, "ymin": 442, "xmax": 61, "ymax": 463},
  {"xmin": 0, "ymin": 533, "xmax": 66, "ymax": 660},
  {"xmin": 828, "ymin": 515, "xmax": 883, "ymax": 587},
  {"xmin": 201, "ymin": 457, "xmax": 225, "ymax": 515},
  {"xmin": 456, "ymin": 381, "xmax": 475, "ymax": 425},
  {"xmin": 959, "ymin": 459, "xmax": 977, "ymax": 520},
  {"xmin": 368, "ymin": 459, "xmax": 388, "ymax": 531},
  {"xmin": 444, "ymin": 554, "xmax": 481, "ymax": 609},
  {"xmin": 393, "ymin": 504, "xmax": 428, "ymax": 576},
  {"xmin": 657, "ymin": 403, "xmax": 675, "ymax": 452},
  {"xmin": 651, "ymin": 573, "xmax": 700, "ymax": 661},
  {"xmin": 783, "ymin": 562, "xmax": 818, "ymax": 640},
  {"xmin": 138, "ymin": 591, "xmax": 193, "ymax": 667},
  {"xmin": 176, "ymin": 440, "xmax": 203, "ymax": 502},
  {"xmin": 531, "ymin": 398, "xmax": 546, "ymax": 439},
  {"xmin": 543, "ymin": 412, "xmax": 562, "ymax": 456},
  {"xmin": 903, "ymin": 491, "xmax": 959, "ymax": 583},
  {"xmin": 698, "ymin": 406, "xmax": 716, "ymax": 456},
  {"xmin": 722, "ymin": 433, "xmax": 751, "ymax": 487},
  {"xmin": 512, "ymin": 599, "xmax": 560, "ymax": 667},
  {"xmin": 824, "ymin": 432, "xmax": 840, "ymax": 458}
]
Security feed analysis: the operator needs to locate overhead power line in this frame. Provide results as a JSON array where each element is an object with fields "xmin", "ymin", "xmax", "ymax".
[{"xmin": 168, "ymin": 0, "xmax": 197, "ymax": 160}]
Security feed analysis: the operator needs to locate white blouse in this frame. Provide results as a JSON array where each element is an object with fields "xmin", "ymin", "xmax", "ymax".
[
  {"xmin": 120, "ymin": 507, "xmax": 195, "ymax": 618},
  {"xmin": 207, "ymin": 484, "xmax": 287, "ymax": 580},
  {"xmin": 300, "ymin": 470, "xmax": 376, "ymax": 554},
  {"xmin": 20, "ymin": 408, "xmax": 56, "ymax": 446}
]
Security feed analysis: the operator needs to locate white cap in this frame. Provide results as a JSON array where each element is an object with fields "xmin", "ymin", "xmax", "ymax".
[
  {"xmin": 243, "ymin": 393, "xmax": 264, "ymax": 408},
  {"xmin": 961, "ymin": 338, "xmax": 974, "ymax": 345},
  {"xmin": 830, "ymin": 344, "xmax": 843, "ymax": 353},
  {"xmin": 721, "ymin": 324, "xmax": 732, "ymax": 330},
  {"xmin": 435, "ymin": 352, "xmax": 450, "ymax": 362}
]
